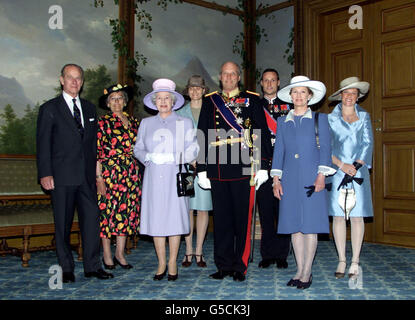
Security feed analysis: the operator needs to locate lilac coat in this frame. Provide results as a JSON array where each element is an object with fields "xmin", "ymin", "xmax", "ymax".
[{"xmin": 134, "ymin": 112, "xmax": 199, "ymax": 236}]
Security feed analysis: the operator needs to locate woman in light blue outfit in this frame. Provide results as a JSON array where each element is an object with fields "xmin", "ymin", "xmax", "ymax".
[
  {"xmin": 327, "ymin": 77, "xmax": 373, "ymax": 279},
  {"xmin": 176, "ymin": 75, "xmax": 213, "ymax": 268}
]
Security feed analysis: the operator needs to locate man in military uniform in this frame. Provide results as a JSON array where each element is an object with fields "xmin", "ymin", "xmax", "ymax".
[
  {"xmin": 256, "ymin": 68, "xmax": 291, "ymax": 269},
  {"xmin": 196, "ymin": 61, "xmax": 272, "ymax": 282}
]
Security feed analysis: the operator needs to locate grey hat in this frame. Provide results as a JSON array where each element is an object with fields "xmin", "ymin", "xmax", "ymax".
[
  {"xmin": 183, "ymin": 75, "xmax": 209, "ymax": 96},
  {"xmin": 328, "ymin": 77, "xmax": 370, "ymax": 101}
]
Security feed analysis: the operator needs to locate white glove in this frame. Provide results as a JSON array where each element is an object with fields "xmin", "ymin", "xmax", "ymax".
[
  {"xmin": 197, "ymin": 171, "xmax": 211, "ymax": 190},
  {"xmin": 146, "ymin": 153, "xmax": 174, "ymax": 165},
  {"xmin": 254, "ymin": 170, "xmax": 269, "ymax": 191}
]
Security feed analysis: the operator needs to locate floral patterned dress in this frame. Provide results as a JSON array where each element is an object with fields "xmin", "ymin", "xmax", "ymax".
[{"xmin": 97, "ymin": 112, "xmax": 141, "ymax": 238}]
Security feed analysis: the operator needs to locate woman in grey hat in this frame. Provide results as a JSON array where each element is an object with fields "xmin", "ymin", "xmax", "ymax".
[
  {"xmin": 327, "ymin": 77, "xmax": 374, "ymax": 280},
  {"xmin": 176, "ymin": 75, "xmax": 213, "ymax": 268}
]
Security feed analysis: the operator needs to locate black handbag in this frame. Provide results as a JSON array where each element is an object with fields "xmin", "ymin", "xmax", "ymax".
[
  {"xmin": 176, "ymin": 154, "xmax": 195, "ymax": 197},
  {"xmin": 304, "ymin": 112, "xmax": 333, "ymax": 196}
]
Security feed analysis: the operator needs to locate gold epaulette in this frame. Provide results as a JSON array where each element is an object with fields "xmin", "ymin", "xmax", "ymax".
[
  {"xmin": 205, "ymin": 91, "xmax": 218, "ymax": 97},
  {"xmin": 246, "ymin": 90, "xmax": 260, "ymax": 96}
]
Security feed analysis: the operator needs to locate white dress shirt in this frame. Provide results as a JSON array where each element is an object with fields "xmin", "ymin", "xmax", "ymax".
[{"xmin": 62, "ymin": 91, "xmax": 84, "ymax": 127}]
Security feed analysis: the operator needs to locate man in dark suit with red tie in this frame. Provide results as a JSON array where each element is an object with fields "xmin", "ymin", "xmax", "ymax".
[
  {"xmin": 36, "ymin": 64, "xmax": 113, "ymax": 283},
  {"xmin": 256, "ymin": 68, "xmax": 291, "ymax": 269}
]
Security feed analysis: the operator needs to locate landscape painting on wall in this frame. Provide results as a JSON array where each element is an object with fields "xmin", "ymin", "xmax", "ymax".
[{"xmin": 0, "ymin": 0, "xmax": 293, "ymax": 155}]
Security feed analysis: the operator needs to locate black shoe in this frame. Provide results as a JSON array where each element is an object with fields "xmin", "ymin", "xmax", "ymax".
[
  {"xmin": 258, "ymin": 259, "xmax": 276, "ymax": 268},
  {"xmin": 113, "ymin": 256, "xmax": 133, "ymax": 269},
  {"xmin": 84, "ymin": 268, "xmax": 114, "ymax": 280},
  {"xmin": 233, "ymin": 271, "xmax": 246, "ymax": 282},
  {"xmin": 153, "ymin": 269, "xmax": 167, "ymax": 281},
  {"xmin": 195, "ymin": 254, "xmax": 207, "ymax": 268},
  {"xmin": 286, "ymin": 278, "xmax": 300, "ymax": 287},
  {"xmin": 102, "ymin": 258, "xmax": 116, "ymax": 270},
  {"xmin": 209, "ymin": 270, "xmax": 234, "ymax": 280},
  {"xmin": 168, "ymin": 273, "xmax": 178, "ymax": 281},
  {"xmin": 297, "ymin": 274, "xmax": 313, "ymax": 290},
  {"xmin": 335, "ymin": 261, "xmax": 346, "ymax": 279},
  {"xmin": 276, "ymin": 258, "xmax": 288, "ymax": 269},
  {"xmin": 63, "ymin": 272, "xmax": 75, "ymax": 283},
  {"xmin": 181, "ymin": 254, "xmax": 193, "ymax": 268}
]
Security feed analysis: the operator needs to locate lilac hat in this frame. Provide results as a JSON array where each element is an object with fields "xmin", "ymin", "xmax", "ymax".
[{"xmin": 143, "ymin": 78, "xmax": 185, "ymax": 111}]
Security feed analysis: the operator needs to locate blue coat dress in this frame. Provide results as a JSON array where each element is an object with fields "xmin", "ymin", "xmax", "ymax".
[
  {"xmin": 176, "ymin": 103, "xmax": 213, "ymax": 211},
  {"xmin": 327, "ymin": 104, "xmax": 374, "ymax": 218},
  {"xmin": 271, "ymin": 109, "xmax": 332, "ymax": 234},
  {"xmin": 133, "ymin": 112, "xmax": 199, "ymax": 236}
]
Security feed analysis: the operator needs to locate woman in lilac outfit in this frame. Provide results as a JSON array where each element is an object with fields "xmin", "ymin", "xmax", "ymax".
[{"xmin": 134, "ymin": 79, "xmax": 199, "ymax": 281}]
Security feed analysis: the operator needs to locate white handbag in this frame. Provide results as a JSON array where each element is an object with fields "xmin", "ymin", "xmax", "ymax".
[{"xmin": 338, "ymin": 187, "xmax": 356, "ymax": 220}]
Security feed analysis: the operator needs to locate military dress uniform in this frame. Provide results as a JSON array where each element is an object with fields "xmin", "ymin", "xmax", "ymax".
[
  {"xmin": 197, "ymin": 88, "xmax": 272, "ymax": 275},
  {"xmin": 256, "ymin": 97, "xmax": 291, "ymax": 266}
]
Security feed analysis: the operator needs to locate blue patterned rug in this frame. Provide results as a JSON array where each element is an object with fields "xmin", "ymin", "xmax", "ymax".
[{"xmin": 1, "ymin": 233, "xmax": 414, "ymax": 301}]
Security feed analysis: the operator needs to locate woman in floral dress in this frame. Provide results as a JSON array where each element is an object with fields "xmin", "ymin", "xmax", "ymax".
[{"xmin": 96, "ymin": 84, "xmax": 141, "ymax": 270}]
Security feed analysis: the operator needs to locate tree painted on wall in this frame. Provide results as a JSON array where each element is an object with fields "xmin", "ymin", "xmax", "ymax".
[
  {"xmin": 0, "ymin": 65, "xmax": 113, "ymax": 155},
  {"xmin": 0, "ymin": 104, "xmax": 39, "ymax": 155}
]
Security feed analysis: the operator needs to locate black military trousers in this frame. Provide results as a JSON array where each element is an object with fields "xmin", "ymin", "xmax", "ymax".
[
  {"xmin": 256, "ymin": 178, "xmax": 291, "ymax": 261},
  {"xmin": 210, "ymin": 179, "xmax": 252, "ymax": 274}
]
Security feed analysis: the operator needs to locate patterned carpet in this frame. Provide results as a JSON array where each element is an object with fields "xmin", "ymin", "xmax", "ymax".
[{"xmin": 1, "ymin": 232, "xmax": 415, "ymax": 302}]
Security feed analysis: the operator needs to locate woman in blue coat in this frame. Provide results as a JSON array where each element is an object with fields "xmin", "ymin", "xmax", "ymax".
[
  {"xmin": 271, "ymin": 76, "xmax": 335, "ymax": 289},
  {"xmin": 176, "ymin": 75, "xmax": 213, "ymax": 268},
  {"xmin": 327, "ymin": 77, "xmax": 373, "ymax": 279}
]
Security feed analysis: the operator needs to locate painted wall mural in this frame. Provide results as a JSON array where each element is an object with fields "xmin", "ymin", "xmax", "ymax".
[{"xmin": 0, "ymin": 0, "xmax": 293, "ymax": 155}]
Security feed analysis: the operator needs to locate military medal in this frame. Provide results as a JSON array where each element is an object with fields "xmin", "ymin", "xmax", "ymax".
[
  {"xmin": 244, "ymin": 118, "xmax": 251, "ymax": 128},
  {"xmin": 225, "ymin": 100, "xmax": 235, "ymax": 108},
  {"xmin": 235, "ymin": 98, "xmax": 249, "ymax": 107}
]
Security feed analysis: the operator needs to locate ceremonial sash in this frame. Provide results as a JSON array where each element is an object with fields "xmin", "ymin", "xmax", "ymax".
[
  {"xmin": 264, "ymin": 108, "xmax": 277, "ymax": 135},
  {"xmin": 210, "ymin": 94, "xmax": 244, "ymax": 135},
  {"xmin": 263, "ymin": 104, "xmax": 290, "ymax": 135}
]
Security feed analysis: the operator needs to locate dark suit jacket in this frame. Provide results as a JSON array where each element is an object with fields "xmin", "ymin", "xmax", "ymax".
[{"xmin": 36, "ymin": 94, "xmax": 97, "ymax": 186}]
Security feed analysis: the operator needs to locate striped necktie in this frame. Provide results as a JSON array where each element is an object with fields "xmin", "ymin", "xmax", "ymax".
[{"xmin": 72, "ymin": 98, "xmax": 84, "ymax": 136}]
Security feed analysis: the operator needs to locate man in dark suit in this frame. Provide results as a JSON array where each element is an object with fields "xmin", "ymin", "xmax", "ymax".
[
  {"xmin": 256, "ymin": 68, "xmax": 291, "ymax": 269},
  {"xmin": 36, "ymin": 63, "xmax": 113, "ymax": 283},
  {"xmin": 196, "ymin": 61, "xmax": 272, "ymax": 282}
]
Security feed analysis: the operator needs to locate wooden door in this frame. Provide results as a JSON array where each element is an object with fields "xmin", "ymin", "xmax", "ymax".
[
  {"xmin": 372, "ymin": 0, "xmax": 415, "ymax": 247},
  {"xmin": 317, "ymin": 0, "xmax": 415, "ymax": 247}
]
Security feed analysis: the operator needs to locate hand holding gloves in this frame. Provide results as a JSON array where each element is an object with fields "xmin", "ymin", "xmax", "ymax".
[
  {"xmin": 145, "ymin": 153, "xmax": 175, "ymax": 165},
  {"xmin": 197, "ymin": 171, "xmax": 211, "ymax": 189}
]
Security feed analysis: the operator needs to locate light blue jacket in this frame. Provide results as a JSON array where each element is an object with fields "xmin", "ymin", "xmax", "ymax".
[{"xmin": 327, "ymin": 103, "xmax": 374, "ymax": 217}]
